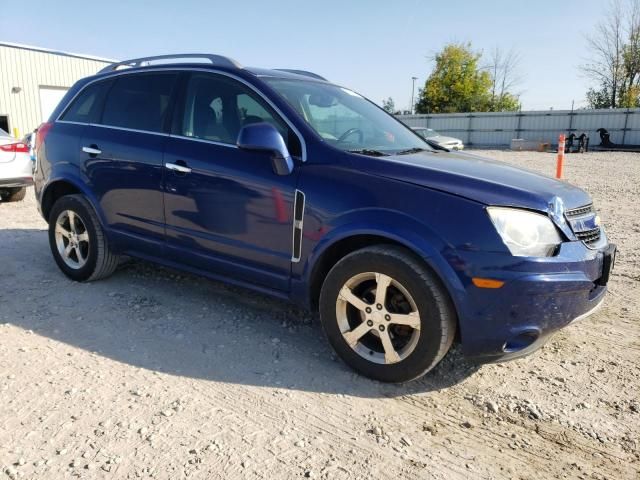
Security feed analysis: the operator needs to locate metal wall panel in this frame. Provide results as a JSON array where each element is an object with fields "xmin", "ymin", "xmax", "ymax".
[
  {"xmin": 0, "ymin": 43, "xmax": 112, "ymax": 137},
  {"xmin": 399, "ymin": 108, "xmax": 640, "ymax": 147}
]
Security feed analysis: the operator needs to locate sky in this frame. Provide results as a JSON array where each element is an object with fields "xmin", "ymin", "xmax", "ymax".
[{"xmin": 0, "ymin": 0, "xmax": 606, "ymax": 111}]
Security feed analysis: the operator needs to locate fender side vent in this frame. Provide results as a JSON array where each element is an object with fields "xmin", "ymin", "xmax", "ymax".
[{"xmin": 291, "ymin": 190, "xmax": 305, "ymax": 262}]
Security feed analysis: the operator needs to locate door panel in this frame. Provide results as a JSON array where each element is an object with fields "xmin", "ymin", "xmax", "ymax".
[
  {"xmin": 82, "ymin": 126, "xmax": 167, "ymax": 247},
  {"xmin": 79, "ymin": 71, "xmax": 179, "ymax": 251},
  {"xmin": 163, "ymin": 137, "xmax": 297, "ymax": 290}
]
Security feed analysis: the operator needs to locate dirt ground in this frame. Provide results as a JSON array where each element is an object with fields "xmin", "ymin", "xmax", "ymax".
[{"xmin": 0, "ymin": 150, "xmax": 638, "ymax": 480}]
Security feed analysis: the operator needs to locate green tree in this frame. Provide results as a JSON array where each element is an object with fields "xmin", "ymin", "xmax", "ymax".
[
  {"xmin": 491, "ymin": 92, "xmax": 521, "ymax": 111},
  {"xmin": 583, "ymin": 0, "xmax": 640, "ymax": 108},
  {"xmin": 382, "ymin": 97, "xmax": 396, "ymax": 113},
  {"xmin": 416, "ymin": 43, "xmax": 492, "ymax": 113}
]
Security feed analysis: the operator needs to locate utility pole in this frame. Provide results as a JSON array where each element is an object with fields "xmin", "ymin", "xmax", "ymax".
[{"xmin": 410, "ymin": 77, "xmax": 418, "ymax": 114}]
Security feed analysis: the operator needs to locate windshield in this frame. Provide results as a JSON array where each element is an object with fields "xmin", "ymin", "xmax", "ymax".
[
  {"xmin": 0, "ymin": 127, "xmax": 10, "ymax": 138},
  {"xmin": 264, "ymin": 78, "xmax": 431, "ymax": 154}
]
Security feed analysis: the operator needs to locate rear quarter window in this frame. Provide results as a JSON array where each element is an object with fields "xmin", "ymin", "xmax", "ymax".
[
  {"xmin": 59, "ymin": 80, "xmax": 112, "ymax": 124},
  {"xmin": 100, "ymin": 73, "xmax": 178, "ymax": 133}
]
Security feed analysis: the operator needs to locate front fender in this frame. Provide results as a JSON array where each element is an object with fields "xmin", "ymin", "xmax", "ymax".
[{"xmin": 294, "ymin": 207, "xmax": 467, "ymax": 318}]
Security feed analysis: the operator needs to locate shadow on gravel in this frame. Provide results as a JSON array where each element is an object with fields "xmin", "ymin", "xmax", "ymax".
[{"xmin": 1, "ymin": 228, "xmax": 480, "ymax": 398}]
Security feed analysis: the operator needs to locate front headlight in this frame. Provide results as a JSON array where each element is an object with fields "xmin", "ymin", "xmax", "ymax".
[{"xmin": 487, "ymin": 207, "xmax": 562, "ymax": 257}]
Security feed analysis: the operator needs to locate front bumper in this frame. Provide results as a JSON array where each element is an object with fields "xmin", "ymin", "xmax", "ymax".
[{"xmin": 452, "ymin": 240, "xmax": 614, "ymax": 362}]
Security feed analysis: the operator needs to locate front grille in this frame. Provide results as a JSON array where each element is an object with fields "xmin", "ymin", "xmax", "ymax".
[
  {"xmin": 565, "ymin": 203, "xmax": 602, "ymax": 246},
  {"xmin": 575, "ymin": 227, "xmax": 601, "ymax": 245},
  {"xmin": 565, "ymin": 203, "xmax": 594, "ymax": 218}
]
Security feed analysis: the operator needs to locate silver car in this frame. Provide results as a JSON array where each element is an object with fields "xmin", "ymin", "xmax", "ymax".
[
  {"xmin": 412, "ymin": 127, "xmax": 464, "ymax": 150},
  {"xmin": 0, "ymin": 127, "xmax": 33, "ymax": 202}
]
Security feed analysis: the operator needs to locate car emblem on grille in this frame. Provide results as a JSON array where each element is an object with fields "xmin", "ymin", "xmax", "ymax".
[{"xmin": 549, "ymin": 196, "xmax": 565, "ymax": 225}]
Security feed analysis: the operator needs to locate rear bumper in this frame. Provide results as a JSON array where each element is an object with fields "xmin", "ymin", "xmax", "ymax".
[
  {"xmin": 452, "ymin": 240, "xmax": 614, "ymax": 362},
  {"xmin": 0, "ymin": 177, "xmax": 33, "ymax": 188},
  {"xmin": 0, "ymin": 154, "xmax": 33, "ymax": 188}
]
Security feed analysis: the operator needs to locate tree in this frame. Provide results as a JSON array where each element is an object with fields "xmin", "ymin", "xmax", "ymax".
[
  {"xmin": 485, "ymin": 47, "xmax": 522, "ymax": 111},
  {"xmin": 382, "ymin": 97, "xmax": 396, "ymax": 113},
  {"xmin": 582, "ymin": 0, "xmax": 640, "ymax": 108},
  {"xmin": 415, "ymin": 43, "xmax": 492, "ymax": 113}
]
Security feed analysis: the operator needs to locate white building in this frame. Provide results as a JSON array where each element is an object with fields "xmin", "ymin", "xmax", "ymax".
[{"xmin": 0, "ymin": 42, "xmax": 114, "ymax": 138}]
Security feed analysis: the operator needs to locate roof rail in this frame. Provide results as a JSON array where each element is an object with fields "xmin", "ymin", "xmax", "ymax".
[
  {"xmin": 98, "ymin": 53, "xmax": 242, "ymax": 73},
  {"xmin": 274, "ymin": 69, "xmax": 328, "ymax": 81}
]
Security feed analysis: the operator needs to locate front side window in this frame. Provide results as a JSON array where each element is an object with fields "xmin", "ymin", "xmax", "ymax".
[
  {"xmin": 60, "ymin": 80, "xmax": 111, "ymax": 124},
  {"xmin": 264, "ymin": 78, "xmax": 431, "ymax": 154},
  {"xmin": 101, "ymin": 73, "xmax": 178, "ymax": 133},
  {"xmin": 180, "ymin": 73, "xmax": 301, "ymax": 156}
]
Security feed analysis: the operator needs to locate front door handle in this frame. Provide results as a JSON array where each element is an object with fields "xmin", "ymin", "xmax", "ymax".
[
  {"xmin": 82, "ymin": 145, "xmax": 102, "ymax": 156},
  {"xmin": 165, "ymin": 162, "xmax": 192, "ymax": 174}
]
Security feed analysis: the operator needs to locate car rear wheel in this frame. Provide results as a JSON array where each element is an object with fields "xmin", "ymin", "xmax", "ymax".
[
  {"xmin": 319, "ymin": 245, "xmax": 457, "ymax": 383},
  {"xmin": 1, "ymin": 186, "xmax": 27, "ymax": 202},
  {"xmin": 48, "ymin": 194, "xmax": 120, "ymax": 282}
]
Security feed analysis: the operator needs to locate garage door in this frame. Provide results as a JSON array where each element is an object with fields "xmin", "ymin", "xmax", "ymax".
[{"xmin": 39, "ymin": 86, "xmax": 69, "ymax": 122}]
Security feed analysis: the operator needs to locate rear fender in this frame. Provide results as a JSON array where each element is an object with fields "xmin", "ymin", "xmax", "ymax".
[{"xmin": 41, "ymin": 167, "xmax": 107, "ymax": 229}]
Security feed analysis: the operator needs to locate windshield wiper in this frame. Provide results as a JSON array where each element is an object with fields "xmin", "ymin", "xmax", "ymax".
[
  {"xmin": 396, "ymin": 147, "xmax": 429, "ymax": 155},
  {"xmin": 424, "ymin": 139, "xmax": 450, "ymax": 151},
  {"xmin": 348, "ymin": 149, "xmax": 390, "ymax": 157}
]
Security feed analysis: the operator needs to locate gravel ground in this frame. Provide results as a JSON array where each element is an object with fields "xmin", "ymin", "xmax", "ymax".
[{"xmin": 0, "ymin": 150, "xmax": 638, "ymax": 479}]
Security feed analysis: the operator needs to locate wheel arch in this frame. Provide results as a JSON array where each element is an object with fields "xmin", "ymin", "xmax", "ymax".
[
  {"xmin": 41, "ymin": 176, "xmax": 103, "ymax": 225},
  {"xmin": 303, "ymin": 222, "xmax": 467, "ymax": 323}
]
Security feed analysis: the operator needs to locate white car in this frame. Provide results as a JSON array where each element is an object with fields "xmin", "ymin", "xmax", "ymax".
[
  {"xmin": 412, "ymin": 127, "xmax": 464, "ymax": 150},
  {"xmin": 0, "ymin": 127, "xmax": 33, "ymax": 202}
]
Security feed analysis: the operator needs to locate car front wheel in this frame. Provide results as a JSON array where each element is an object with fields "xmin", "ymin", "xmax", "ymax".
[
  {"xmin": 319, "ymin": 245, "xmax": 457, "ymax": 383},
  {"xmin": 48, "ymin": 194, "xmax": 120, "ymax": 282}
]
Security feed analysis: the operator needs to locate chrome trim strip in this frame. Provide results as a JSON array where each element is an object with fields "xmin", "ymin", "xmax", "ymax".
[
  {"xmin": 168, "ymin": 134, "xmax": 238, "ymax": 149},
  {"xmin": 60, "ymin": 119, "xmax": 239, "ymax": 149},
  {"xmin": 54, "ymin": 66, "xmax": 307, "ymax": 161},
  {"xmin": 291, "ymin": 189, "xmax": 305, "ymax": 263},
  {"xmin": 86, "ymin": 122, "xmax": 171, "ymax": 138},
  {"xmin": 57, "ymin": 120, "xmax": 88, "ymax": 126}
]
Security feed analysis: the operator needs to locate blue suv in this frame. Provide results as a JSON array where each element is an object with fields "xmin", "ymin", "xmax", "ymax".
[{"xmin": 34, "ymin": 54, "xmax": 616, "ymax": 382}]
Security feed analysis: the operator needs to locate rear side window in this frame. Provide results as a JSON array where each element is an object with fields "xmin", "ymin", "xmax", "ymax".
[
  {"xmin": 101, "ymin": 73, "xmax": 178, "ymax": 133},
  {"xmin": 60, "ymin": 80, "xmax": 111, "ymax": 124}
]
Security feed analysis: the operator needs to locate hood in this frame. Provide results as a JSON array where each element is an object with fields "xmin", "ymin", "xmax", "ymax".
[{"xmin": 352, "ymin": 150, "xmax": 591, "ymax": 211}]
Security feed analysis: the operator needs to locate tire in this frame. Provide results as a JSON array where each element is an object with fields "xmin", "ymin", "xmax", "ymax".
[
  {"xmin": 319, "ymin": 245, "xmax": 457, "ymax": 383},
  {"xmin": 48, "ymin": 194, "xmax": 120, "ymax": 282},
  {"xmin": 2, "ymin": 186, "xmax": 27, "ymax": 202}
]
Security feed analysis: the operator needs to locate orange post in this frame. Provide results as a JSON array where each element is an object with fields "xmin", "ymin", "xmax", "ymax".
[{"xmin": 556, "ymin": 134, "xmax": 565, "ymax": 179}]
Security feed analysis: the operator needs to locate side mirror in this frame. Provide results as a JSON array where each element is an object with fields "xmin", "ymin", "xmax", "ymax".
[{"xmin": 237, "ymin": 123, "xmax": 294, "ymax": 176}]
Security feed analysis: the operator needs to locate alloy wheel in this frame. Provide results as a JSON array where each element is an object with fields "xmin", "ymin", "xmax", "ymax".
[
  {"xmin": 336, "ymin": 272, "xmax": 421, "ymax": 365},
  {"xmin": 54, "ymin": 210, "xmax": 90, "ymax": 269}
]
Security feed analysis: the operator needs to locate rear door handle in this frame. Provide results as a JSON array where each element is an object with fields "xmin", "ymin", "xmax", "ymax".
[
  {"xmin": 82, "ymin": 146, "xmax": 102, "ymax": 155},
  {"xmin": 165, "ymin": 162, "xmax": 192, "ymax": 174}
]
